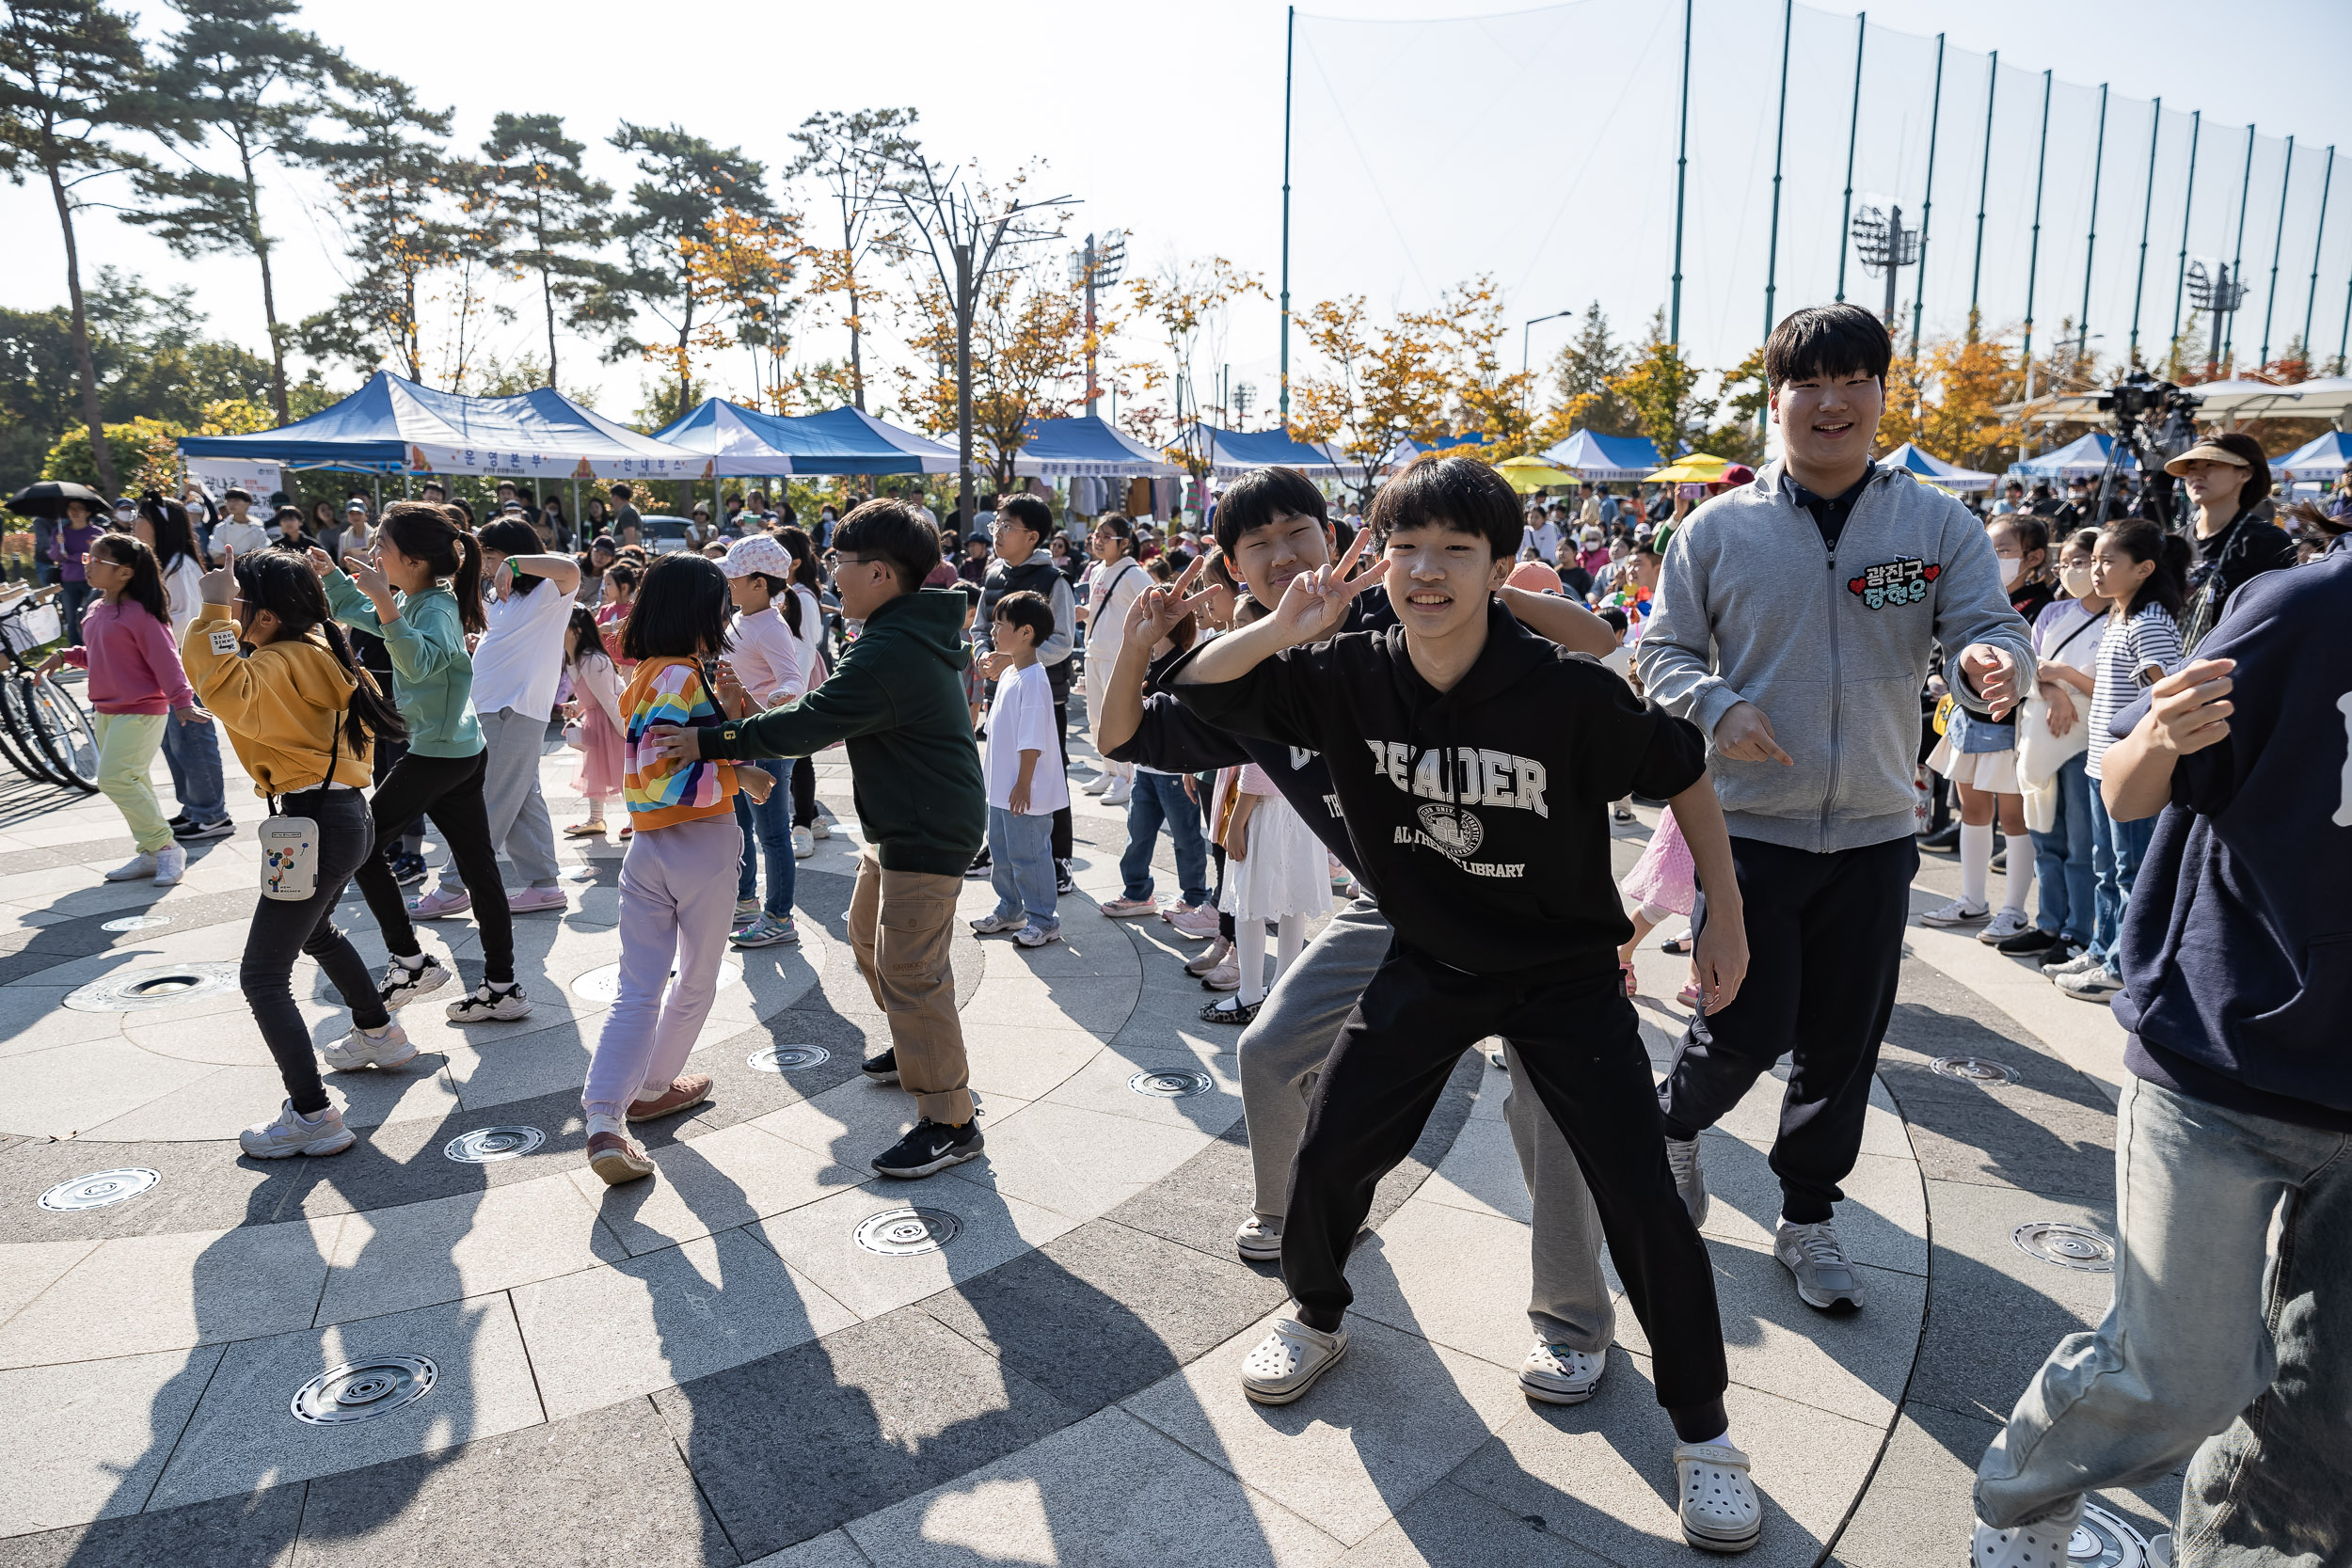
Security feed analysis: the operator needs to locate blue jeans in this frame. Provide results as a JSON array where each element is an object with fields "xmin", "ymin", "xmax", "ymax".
[
  {"xmin": 159, "ymin": 710, "xmax": 226, "ymax": 823},
  {"xmin": 988, "ymin": 806, "xmax": 1057, "ymax": 929},
  {"xmin": 2087, "ymin": 784, "xmax": 2155, "ymax": 964},
  {"xmin": 1118, "ymin": 770, "xmax": 1210, "ymax": 906},
  {"xmin": 732, "ymin": 758, "xmax": 795, "ymax": 916},
  {"xmin": 2027, "ymin": 752, "xmax": 2094, "ymax": 946}
]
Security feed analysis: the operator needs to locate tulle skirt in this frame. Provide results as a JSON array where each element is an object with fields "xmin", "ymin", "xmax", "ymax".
[
  {"xmin": 574, "ymin": 700, "xmax": 625, "ymax": 800},
  {"xmin": 1219, "ymin": 793, "xmax": 1331, "ymax": 923},
  {"xmin": 1619, "ymin": 804, "xmax": 1696, "ymax": 917}
]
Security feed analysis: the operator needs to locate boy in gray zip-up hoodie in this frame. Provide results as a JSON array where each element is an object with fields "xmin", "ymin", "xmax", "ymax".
[{"xmin": 1636, "ymin": 304, "xmax": 2033, "ymax": 1313}]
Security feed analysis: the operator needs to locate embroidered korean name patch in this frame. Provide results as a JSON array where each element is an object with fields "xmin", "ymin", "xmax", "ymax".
[{"xmin": 1847, "ymin": 557, "xmax": 1940, "ymax": 610}]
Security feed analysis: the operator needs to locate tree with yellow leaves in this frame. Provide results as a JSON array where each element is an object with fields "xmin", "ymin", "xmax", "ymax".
[
  {"xmin": 1877, "ymin": 333, "xmax": 2026, "ymax": 474},
  {"xmin": 1128, "ymin": 256, "xmax": 1265, "ymax": 480},
  {"xmin": 896, "ymin": 263, "xmax": 1085, "ymax": 488}
]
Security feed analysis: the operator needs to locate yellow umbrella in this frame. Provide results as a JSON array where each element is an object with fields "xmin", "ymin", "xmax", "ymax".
[
  {"xmin": 1493, "ymin": 453, "xmax": 1581, "ymax": 493},
  {"xmin": 1645, "ymin": 451, "xmax": 1733, "ymax": 483}
]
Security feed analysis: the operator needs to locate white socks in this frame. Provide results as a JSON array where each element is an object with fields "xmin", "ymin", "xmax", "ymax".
[
  {"xmin": 394, "ymin": 952, "xmax": 425, "ymax": 972},
  {"xmin": 2002, "ymin": 840, "xmax": 2035, "ymax": 916},
  {"xmin": 1236, "ymin": 917, "xmax": 1268, "ymax": 1006},
  {"xmin": 1959, "ymin": 823, "xmax": 1993, "ymax": 909},
  {"xmin": 585, "ymin": 1112, "xmax": 627, "ymax": 1139}
]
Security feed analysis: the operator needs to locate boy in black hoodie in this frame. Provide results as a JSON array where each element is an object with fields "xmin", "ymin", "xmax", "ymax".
[{"xmin": 1173, "ymin": 455, "xmax": 1764, "ymax": 1553}]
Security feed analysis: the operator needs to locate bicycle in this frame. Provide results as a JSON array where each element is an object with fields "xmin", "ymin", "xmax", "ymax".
[{"xmin": 0, "ymin": 586, "xmax": 100, "ymax": 792}]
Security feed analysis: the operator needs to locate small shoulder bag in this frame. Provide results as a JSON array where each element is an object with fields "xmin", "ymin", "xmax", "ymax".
[{"xmin": 257, "ymin": 718, "xmax": 342, "ymax": 902}]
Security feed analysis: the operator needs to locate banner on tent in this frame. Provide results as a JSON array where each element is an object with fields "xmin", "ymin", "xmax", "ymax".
[
  {"xmin": 405, "ymin": 445, "xmax": 712, "ymax": 482},
  {"xmin": 187, "ymin": 458, "xmax": 285, "ymax": 503}
]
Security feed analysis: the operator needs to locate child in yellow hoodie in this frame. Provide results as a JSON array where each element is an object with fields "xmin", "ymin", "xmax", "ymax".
[
  {"xmin": 582, "ymin": 554, "xmax": 774, "ymax": 1185},
  {"xmin": 180, "ymin": 548, "xmax": 414, "ymax": 1160}
]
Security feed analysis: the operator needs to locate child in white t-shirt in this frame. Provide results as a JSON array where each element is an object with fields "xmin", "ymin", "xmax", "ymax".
[{"xmin": 971, "ymin": 591, "xmax": 1069, "ymax": 947}]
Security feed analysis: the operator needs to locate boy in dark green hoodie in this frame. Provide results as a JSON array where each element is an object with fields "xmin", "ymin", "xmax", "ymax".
[{"xmin": 644, "ymin": 498, "xmax": 988, "ymax": 1179}]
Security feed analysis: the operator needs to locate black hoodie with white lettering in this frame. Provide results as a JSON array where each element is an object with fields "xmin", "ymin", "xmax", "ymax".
[{"xmin": 1170, "ymin": 596, "xmax": 1708, "ymax": 977}]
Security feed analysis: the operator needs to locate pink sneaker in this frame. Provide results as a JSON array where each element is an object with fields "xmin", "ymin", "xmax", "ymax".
[
  {"xmin": 1165, "ymin": 903, "xmax": 1221, "ymax": 939},
  {"xmin": 1101, "ymin": 896, "xmax": 1159, "ymax": 919},
  {"xmin": 506, "ymin": 886, "xmax": 568, "ymax": 914},
  {"xmin": 406, "ymin": 885, "xmax": 472, "ymax": 920}
]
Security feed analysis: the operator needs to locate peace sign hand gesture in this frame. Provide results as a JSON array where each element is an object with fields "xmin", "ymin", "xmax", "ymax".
[
  {"xmin": 1267, "ymin": 528, "xmax": 1388, "ymax": 648},
  {"xmin": 1123, "ymin": 554, "xmax": 1215, "ymax": 647}
]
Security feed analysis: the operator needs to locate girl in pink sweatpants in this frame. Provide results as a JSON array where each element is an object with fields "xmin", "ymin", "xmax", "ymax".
[{"xmin": 581, "ymin": 554, "xmax": 774, "ymax": 1185}]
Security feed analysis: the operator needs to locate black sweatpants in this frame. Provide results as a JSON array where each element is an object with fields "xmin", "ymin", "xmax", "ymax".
[
  {"xmin": 244, "ymin": 789, "xmax": 386, "ymax": 1115},
  {"xmin": 1658, "ymin": 833, "xmax": 1916, "ymax": 1225},
  {"xmin": 1049, "ymin": 700, "xmax": 1073, "ymax": 862},
  {"xmin": 350, "ymin": 747, "xmax": 516, "ymax": 985},
  {"xmin": 1285, "ymin": 939, "xmax": 1729, "ymax": 1438}
]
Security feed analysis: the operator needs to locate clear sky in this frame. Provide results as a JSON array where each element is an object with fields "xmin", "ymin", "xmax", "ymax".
[{"xmin": 8, "ymin": 0, "xmax": 2350, "ymax": 431}]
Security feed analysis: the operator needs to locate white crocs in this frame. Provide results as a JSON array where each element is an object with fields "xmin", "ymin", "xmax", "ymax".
[
  {"xmin": 1240, "ymin": 1317, "xmax": 1347, "ymax": 1406},
  {"xmin": 1675, "ymin": 1441, "xmax": 1762, "ymax": 1552},
  {"xmin": 1972, "ymin": 1496, "xmax": 2084, "ymax": 1568},
  {"xmin": 1518, "ymin": 1341, "xmax": 1606, "ymax": 1404}
]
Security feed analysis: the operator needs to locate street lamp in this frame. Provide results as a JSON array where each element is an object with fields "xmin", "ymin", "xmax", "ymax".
[{"xmin": 1521, "ymin": 309, "xmax": 1576, "ymax": 446}]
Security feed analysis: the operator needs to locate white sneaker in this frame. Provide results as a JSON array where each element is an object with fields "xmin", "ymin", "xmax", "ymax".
[
  {"xmin": 1103, "ymin": 777, "xmax": 1133, "ymax": 806},
  {"xmin": 1675, "ymin": 1441, "xmax": 1763, "ymax": 1552},
  {"xmin": 322, "ymin": 1021, "xmax": 417, "ymax": 1071},
  {"xmin": 1083, "ymin": 772, "xmax": 1113, "ymax": 797},
  {"xmin": 2043, "ymin": 948, "xmax": 2102, "ymax": 978},
  {"xmin": 1235, "ymin": 1214, "xmax": 1282, "ymax": 1261},
  {"xmin": 103, "ymin": 852, "xmax": 158, "ymax": 882},
  {"xmin": 810, "ymin": 818, "xmax": 831, "ymax": 840},
  {"xmin": 1978, "ymin": 909, "xmax": 2032, "ymax": 943},
  {"xmin": 152, "ymin": 845, "xmax": 187, "ymax": 886},
  {"xmin": 1240, "ymin": 1317, "xmax": 1347, "ymax": 1405},
  {"xmin": 445, "ymin": 982, "xmax": 533, "ymax": 1022},
  {"xmin": 2057, "ymin": 964, "xmax": 2123, "ymax": 1003},
  {"xmin": 1921, "ymin": 897, "xmax": 1991, "ymax": 927},
  {"xmin": 239, "ymin": 1099, "xmax": 355, "ymax": 1159},
  {"xmin": 1519, "ymin": 1341, "xmax": 1606, "ymax": 1404},
  {"xmin": 1972, "ymin": 1496, "xmax": 2084, "ymax": 1568},
  {"xmin": 791, "ymin": 827, "xmax": 814, "ymax": 859}
]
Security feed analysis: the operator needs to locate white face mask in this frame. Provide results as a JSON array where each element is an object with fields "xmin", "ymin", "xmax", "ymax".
[
  {"xmin": 1998, "ymin": 555, "xmax": 2022, "ymax": 587},
  {"xmin": 2060, "ymin": 562, "xmax": 2094, "ymax": 598}
]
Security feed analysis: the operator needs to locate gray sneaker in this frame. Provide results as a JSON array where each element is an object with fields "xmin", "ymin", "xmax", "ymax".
[
  {"xmin": 321, "ymin": 1022, "xmax": 417, "ymax": 1072},
  {"xmin": 239, "ymin": 1100, "xmax": 355, "ymax": 1159},
  {"xmin": 1775, "ymin": 1218, "xmax": 1862, "ymax": 1312},
  {"xmin": 1665, "ymin": 1134, "xmax": 1709, "ymax": 1227},
  {"xmin": 2043, "ymin": 948, "xmax": 2101, "ymax": 978}
]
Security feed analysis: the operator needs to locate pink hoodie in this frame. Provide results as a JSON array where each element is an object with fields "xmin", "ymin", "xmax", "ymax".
[{"xmin": 61, "ymin": 598, "xmax": 198, "ymax": 716}]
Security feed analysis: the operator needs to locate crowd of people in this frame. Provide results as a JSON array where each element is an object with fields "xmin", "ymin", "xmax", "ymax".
[{"xmin": 22, "ymin": 299, "xmax": 2343, "ymax": 1566}]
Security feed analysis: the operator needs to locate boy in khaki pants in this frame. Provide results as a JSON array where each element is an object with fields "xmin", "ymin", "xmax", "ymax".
[{"xmin": 646, "ymin": 499, "xmax": 988, "ymax": 1177}]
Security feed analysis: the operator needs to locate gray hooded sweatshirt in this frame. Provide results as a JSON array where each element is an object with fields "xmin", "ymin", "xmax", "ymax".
[{"xmin": 1636, "ymin": 460, "xmax": 2034, "ymax": 854}]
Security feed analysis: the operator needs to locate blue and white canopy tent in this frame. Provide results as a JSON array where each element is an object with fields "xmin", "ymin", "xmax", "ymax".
[
  {"xmin": 2010, "ymin": 433, "xmax": 2137, "ymax": 483},
  {"xmin": 2272, "ymin": 430, "xmax": 2352, "ymax": 485},
  {"xmin": 177, "ymin": 372, "xmax": 710, "ymax": 482},
  {"xmin": 654, "ymin": 401, "xmax": 958, "ymax": 477},
  {"xmin": 1003, "ymin": 416, "xmax": 1180, "ymax": 478},
  {"xmin": 1378, "ymin": 432, "xmax": 1489, "ymax": 468},
  {"xmin": 1539, "ymin": 430, "xmax": 1663, "ymax": 482},
  {"xmin": 1190, "ymin": 424, "xmax": 1363, "ymax": 481},
  {"xmin": 1877, "ymin": 441, "xmax": 1998, "ymax": 493}
]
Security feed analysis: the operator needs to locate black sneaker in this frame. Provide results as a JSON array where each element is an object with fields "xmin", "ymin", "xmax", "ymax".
[
  {"xmin": 1994, "ymin": 926, "xmax": 2061, "ymax": 956},
  {"xmin": 1920, "ymin": 822, "xmax": 1961, "ymax": 851},
  {"xmin": 963, "ymin": 848, "xmax": 993, "ymax": 880},
  {"xmin": 862, "ymin": 1047, "xmax": 899, "ymax": 1083},
  {"xmin": 391, "ymin": 851, "xmax": 428, "ymax": 888},
  {"xmin": 165, "ymin": 810, "xmax": 190, "ymax": 829},
  {"xmin": 379, "ymin": 954, "xmax": 452, "ymax": 1009},
  {"xmin": 171, "ymin": 816, "xmax": 234, "ymax": 842},
  {"xmin": 1055, "ymin": 858, "xmax": 1075, "ymax": 895},
  {"xmin": 871, "ymin": 1117, "xmax": 984, "ymax": 1179}
]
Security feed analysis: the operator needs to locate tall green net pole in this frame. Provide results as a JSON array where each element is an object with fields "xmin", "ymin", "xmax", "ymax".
[
  {"xmin": 2171, "ymin": 111, "xmax": 2201, "ymax": 350},
  {"xmin": 2302, "ymin": 149, "xmax": 2335, "ymax": 359},
  {"xmin": 2022, "ymin": 71, "xmax": 2053, "ymax": 369},
  {"xmin": 1279, "ymin": 5, "xmax": 1295, "ymax": 434},
  {"xmin": 2078, "ymin": 84, "xmax": 2108, "ymax": 356},
  {"xmin": 1910, "ymin": 33, "xmax": 1945, "ymax": 359},
  {"xmin": 1669, "ymin": 0, "xmax": 1692, "ymax": 344},
  {"xmin": 2129, "ymin": 97, "xmax": 2161, "ymax": 366},
  {"xmin": 1969, "ymin": 50, "xmax": 1999, "ymax": 330},
  {"xmin": 2259, "ymin": 136, "xmax": 2294, "ymax": 367},
  {"xmin": 1834, "ymin": 12, "xmax": 1866, "ymax": 303},
  {"xmin": 2225, "ymin": 123, "xmax": 2256, "ymax": 371}
]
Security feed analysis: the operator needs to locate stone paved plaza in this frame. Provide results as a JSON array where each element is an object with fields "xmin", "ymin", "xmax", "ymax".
[{"xmin": 0, "ymin": 708, "xmax": 2182, "ymax": 1567}]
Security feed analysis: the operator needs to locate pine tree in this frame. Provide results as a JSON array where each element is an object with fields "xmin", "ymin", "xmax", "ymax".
[
  {"xmin": 606, "ymin": 123, "xmax": 775, "ymax": 423},
  {"xmin": 481, "ymin": 112, "xmax": 621, "ymax": 394},
  {"xmin": 129, "ymin": 0, "xmax": 352, "ymax": 424},
  {"xmin": 0, "ymin": 0, "xmax": 181, "ymax": 495},
  {"xmin": 1534, "ymin": 301, "xmax": 1639, "ymax": 448}
]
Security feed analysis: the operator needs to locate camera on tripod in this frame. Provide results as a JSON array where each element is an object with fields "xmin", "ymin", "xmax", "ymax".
[{"xmin": 2086, "ymin": 372, "xmax": 2202, "ymax": 529}]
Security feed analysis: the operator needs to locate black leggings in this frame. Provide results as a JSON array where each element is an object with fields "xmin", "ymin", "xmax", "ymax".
[
  {"xmin": 791, "ymin": 754, "xmax": 818, "ymax": 829},
  {"xmin": 350, "ymin": 747, "xmax": 516, "ymax": 985},
  {"xmin": 244, "ymin": 789, "xmax": 387, "ymax": 1115},
  {"xmin": 1285, "ymin": 939, "xmax": 1730, "ymax": 1440}
]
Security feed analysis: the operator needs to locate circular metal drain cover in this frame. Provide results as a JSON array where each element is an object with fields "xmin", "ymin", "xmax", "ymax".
[
  {"xmin": 749, "ymin": 1044, "xmax": 830, "ymax": 1072},
  {"xmin": 99, "ymin": 914, "xmax": 171, "ymax": 932},
  {"xmin": 1931, "ymin": 1055, "xmax": 2018, "ymax": 1085},
  {"xmin": 2065, "ymin": 1505, "xmax": 2150, "ymax": 1568},
  {"xmin": 1129, "ymin": 1068, "xmax": 1216, "ymax": 1099},
  {"xmin": 291, "ymin": 1355, "xmax": 437, "ymax": 1424},
  {"xmin": 442, "ymin": 1127, "xmax": 546, "ymax": 1164},
  {"xmin": 853, "ymin": 1207, "xmax": 960, "ymax": 1257},
  {"xmin": 2013, "ymin": 1221, "xmax": 2117, "ymax": 1273},
  {"xmin": 39, "ymin": 1167, "xmax": 160, "ymax": 1212},
  {"xmin": 568, "ymin": 959, "xmax": 741, "ymax": 1006},
  {"xmin": 64, "ymin": 961, "xmax": 240, "ymax": 1013}
]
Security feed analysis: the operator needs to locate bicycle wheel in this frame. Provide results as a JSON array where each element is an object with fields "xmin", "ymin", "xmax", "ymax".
[
  {"xmin": 27, "ymin": 677, "xmax": 100, "ymax": 792},
  {"xmin": 0, "ymin": 674, "xmax": 62, "ymax": 784}
]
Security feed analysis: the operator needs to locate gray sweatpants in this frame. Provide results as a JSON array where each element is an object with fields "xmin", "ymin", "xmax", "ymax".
[
  {"xmin": 471, "ymin": 705, "xmax": 561, "ymax": 891},
  {"xmin": 1237, "ymin": 895, "xmax": 1615, "ymax": 1351}
]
